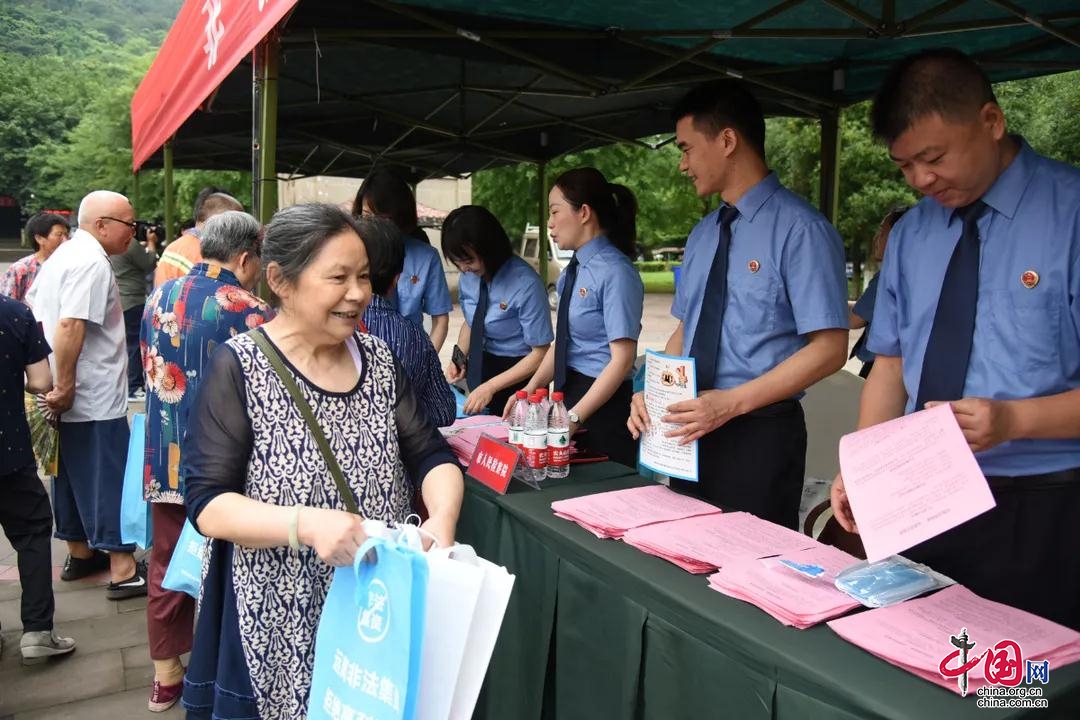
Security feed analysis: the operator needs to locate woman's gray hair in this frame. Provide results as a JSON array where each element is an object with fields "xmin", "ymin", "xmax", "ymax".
[
  {"xmin": 262, "ymin": 203, "xmax": 363, "ymax": 284},
  {"xmin": 199, "ymin": 211, "xmax": 262, "ymax": 262}
]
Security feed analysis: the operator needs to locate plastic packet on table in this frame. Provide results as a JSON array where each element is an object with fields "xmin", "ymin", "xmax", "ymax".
[{"xmin": 834, "ymin": 556, "xmax": 954, "ymax": 608}]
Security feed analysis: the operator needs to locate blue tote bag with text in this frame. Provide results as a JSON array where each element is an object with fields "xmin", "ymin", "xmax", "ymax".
[
  {"xmin": 308, "ymin": 536, "xmax": 429, "ymax": 720},
  {"xmin": 119, "ymin": 413, "xmax": 151, "ymax": 549}
]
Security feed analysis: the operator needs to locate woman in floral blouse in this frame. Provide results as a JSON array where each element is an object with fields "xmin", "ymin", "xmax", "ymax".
[
  {"xmin": 139, "ymin": 210, "xmax": 272, "ymax": 713},
  {"xmin": 0, "ymin": 213, "xmax": 70, "ymax": 302}
]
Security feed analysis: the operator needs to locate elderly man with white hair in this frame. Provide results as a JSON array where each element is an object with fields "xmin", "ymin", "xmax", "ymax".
[{"xmin": 27, "ymin": 190, "xmax": 147, "ymax": 601}]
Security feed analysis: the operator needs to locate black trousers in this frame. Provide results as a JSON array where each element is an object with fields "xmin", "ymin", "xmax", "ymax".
[
  {"xmin": 905, "ymin": 468, "xmax": 1080, "ymax": 631},
  {"xmin": 124, "ymin": 305, "xmax": 143, "ymax": 391},
  {"xmin": 562, "ymin": 370, "xmax": 637, "ymax": 468},
  {"xmin": 670, "ymin": 400, "xmax": 806, "ymax": 530},
  {"xmin": 470, "ymin": 351, "xmax": 526, "ymax": 417},
  {"xmin": 0, "ymin": 464, "xmax": 55, "ymax": 632}
]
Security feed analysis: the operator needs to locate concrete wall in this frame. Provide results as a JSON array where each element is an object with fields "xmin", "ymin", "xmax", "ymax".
[
  {"xmin": 276, "ymin": 175, "xmax": 471, "ymax": 215},
  {"xmin": 276, "ymin": 175, "xmax": 469, "ymax": 299}
]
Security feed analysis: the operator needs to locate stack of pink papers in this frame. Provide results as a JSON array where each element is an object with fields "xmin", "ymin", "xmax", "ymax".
[
  {"xmin": 440, "ymin": 416, "xmax": 510, "ymax": 465},
  {"xmin": 707, "ymin": 544, "xmax": 861, "ymax": 628},
  {"xmin": 621, "ymin": 512, "xmax": 817, "ymax": 574},
  {"xmin": 828, "ymin": 585, "xmax": 1080, "ymax": 694},
  {"xmin": 551, "ymin": 485, "xmax": 720, "ymax": 539}
]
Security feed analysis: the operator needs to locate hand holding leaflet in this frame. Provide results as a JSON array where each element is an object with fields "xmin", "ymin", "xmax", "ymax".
[
  {"xmin": 638, "ymin": 350, "xmax": 698, "ymax": 481},
  {"xmin": 838, "ymin": 404, "xmax": 995, "ymax": 562}
]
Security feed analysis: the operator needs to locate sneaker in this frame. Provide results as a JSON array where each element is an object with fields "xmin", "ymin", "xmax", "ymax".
[
  {"xmin": 149, "ymin": 673, "xmax": 185, "ymax": 712},
  {"xmin": 60, "ymin": 550, "xmax": 110, "ymax": 581},
  {"xmin": 128, "ymin": 387, "xmax": 146, "ymax": 403},
  {"xmin": 20, "ymin": 630, "xmax": 76, "ymax": 665},
  {"xmin": 105, "ymin": 560, "xmax": 148, "ymax": 600}
]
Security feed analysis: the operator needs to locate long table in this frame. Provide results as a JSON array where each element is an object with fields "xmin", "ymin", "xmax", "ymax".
[{"xmin": 456, "ymin": 462, "xmax": 1080, "ymax": 720}]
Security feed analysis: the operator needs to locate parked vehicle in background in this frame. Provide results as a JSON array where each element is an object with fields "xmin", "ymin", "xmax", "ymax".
[{"xmin": 517, "ymin": 224, "xmax": 569, "ymax": 308}]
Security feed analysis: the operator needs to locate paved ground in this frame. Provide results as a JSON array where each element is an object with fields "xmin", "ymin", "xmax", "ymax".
[
  {"xmin": 0, "ymin": 528, "xmax": 184, "ymax": 719},
  {"xmin": 0, "ymin": 252, "xmax": 865, "ymax": 717}
]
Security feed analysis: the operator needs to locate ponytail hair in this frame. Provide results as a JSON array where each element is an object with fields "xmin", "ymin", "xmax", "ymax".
[{"xmin": 553, "ymin": 167, "xmax": 638, "ymax": 257}]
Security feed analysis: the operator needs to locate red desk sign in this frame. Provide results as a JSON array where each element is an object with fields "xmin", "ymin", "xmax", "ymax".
[{"xmin": 467, "ymin": 434, "xmax": 520, "ymax": 494}]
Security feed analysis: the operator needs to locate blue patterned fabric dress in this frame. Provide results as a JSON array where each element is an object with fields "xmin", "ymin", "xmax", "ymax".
[{"xmin": 181, "ymin": 329, "xmax": 455, "ymax": 720}]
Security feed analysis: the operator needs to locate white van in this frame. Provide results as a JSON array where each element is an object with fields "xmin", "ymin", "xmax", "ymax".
[{"xmin": 517, "ymin": 224, "xmax": 570, "ymax": 308}]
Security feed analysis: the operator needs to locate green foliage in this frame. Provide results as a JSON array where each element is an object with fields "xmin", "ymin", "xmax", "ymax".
[
  {"xmin": 474, "ymin": 140, "xmax": 711, "ymax": 249},
  {"xmin": 0, "ymin": 0, "xmax": 246, "ymax": 233},
  {"xmin": 997, "ymin": 71, "xmax": 1080, "ymax": 167},
  {"xmin": 639, "ymin": 271, "xmax": 675, "ymax": 294}
]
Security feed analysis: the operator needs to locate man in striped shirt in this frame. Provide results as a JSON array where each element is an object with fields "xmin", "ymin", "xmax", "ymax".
[
  {"xmin": 358, "ymin": 216, "xmax": 456, "ymax": 427},
  {"xmin": 153, "ymin": 190, "xmax": 243, "ymax": 288}
]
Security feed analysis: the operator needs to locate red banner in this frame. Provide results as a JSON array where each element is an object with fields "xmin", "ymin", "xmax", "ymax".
[{"xmin": 131, "ymin": 0, "xmax": 299, "ymax": 171}]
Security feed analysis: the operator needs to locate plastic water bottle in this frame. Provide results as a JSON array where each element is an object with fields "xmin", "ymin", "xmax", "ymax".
[
  {"xmin": 546, "ymin": 391, "xmax": 570, "ymax": 479},
  {"xmin": 523, "ymin": 395, "xmax": 548, "ymax": 483},
  {"xmin": 537, "ymin": 387, "xmax": 550, "ymax": 417},
  {"xmin": 508, "ymin": 390, "xmax": 529, "ymax": 452}
]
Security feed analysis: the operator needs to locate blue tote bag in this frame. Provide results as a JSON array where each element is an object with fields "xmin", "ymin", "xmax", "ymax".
[
  {"xmin": 161, "ymin": 519, "xmax": 206, "ymax": 597},
  {"xmin": 119, "ymin": 413, "xmax": 151, "ymax": 549},
  {"xmin": 309, "ymin": 537, "xmax": 429, "ymax": 720}
]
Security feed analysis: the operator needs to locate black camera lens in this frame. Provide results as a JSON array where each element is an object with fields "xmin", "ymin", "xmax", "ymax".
[{"xmin": 135, "ymin": 220, "xmax": 165, "ymax": 244}]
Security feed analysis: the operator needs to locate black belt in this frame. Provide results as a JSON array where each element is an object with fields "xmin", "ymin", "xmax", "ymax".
[
  {"xmin": 746, "ymin": 399, "xmax": 801, "ymax": 418},
  {"xmin": 986, "ymin": 467, "xmax": 1080, "ymax": 490}
]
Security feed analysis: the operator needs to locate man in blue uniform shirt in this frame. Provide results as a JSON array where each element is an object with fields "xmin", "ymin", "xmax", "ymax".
[
  {"xmin": 629, "ymin": 80, "xmax": 849, "ymax": 529},
  {"xmin": 831, "ymin": 49, "xmax": 1080, "ymax": 629}
]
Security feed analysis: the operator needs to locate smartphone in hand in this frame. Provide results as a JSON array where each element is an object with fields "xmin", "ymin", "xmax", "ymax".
[{"xmin": 452, "ymin": 344, "xmax": 468, "ymax": 373}]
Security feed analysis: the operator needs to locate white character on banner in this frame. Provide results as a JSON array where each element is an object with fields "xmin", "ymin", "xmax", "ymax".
[
  {"xmin": 202, "ymin": 0, "xmax": 225, "ymax": 70},
  {"xmin": 258, "ymin": 0, "xmax": 268, "ymax": 10}
]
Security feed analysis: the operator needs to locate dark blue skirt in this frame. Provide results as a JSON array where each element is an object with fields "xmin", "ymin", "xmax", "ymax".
[{"xmin": 182, "ymin": 540, "xmax": 260, "ymax": 719}]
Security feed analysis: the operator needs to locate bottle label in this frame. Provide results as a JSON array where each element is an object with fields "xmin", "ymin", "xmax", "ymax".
[
  {"xmin": 508, "ymin": 427, "xmax": 524, "ymax": 446},
  {"xmin": 547, "ymin": 429, "xmax": 570, "ymax": 466},
  {"xmin": 524, "ymin": 431, "xmax": 547, "ymax": 468}
]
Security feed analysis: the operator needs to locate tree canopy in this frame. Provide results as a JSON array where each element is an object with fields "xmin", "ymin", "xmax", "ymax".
[{"xmin": 0, "ymin": 0, "xmax": 249, "ymax": 232}]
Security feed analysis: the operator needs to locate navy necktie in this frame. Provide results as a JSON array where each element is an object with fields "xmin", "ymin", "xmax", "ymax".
[
  {"xmin": 915, "ymin": 200, "xmax": 987, "ymax": 410},
  {"xmin": 466, "ymin": 279, "xmax": 489, "ymax": 390},
  {"xmin": 689, "ymin": 205, "xmax": 740, "ymax": 391},
  {"xmin": 553, "ymin": 254, "xmax": 580, "ymax": 392}
]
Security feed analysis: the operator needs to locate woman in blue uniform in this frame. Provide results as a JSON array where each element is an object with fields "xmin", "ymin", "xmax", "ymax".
[
  {"xmin": 352, "ymin": 170, "xmax": 452, "ymax": 352},
  {"xmin": 511, "ymin": 167, "xmax": 644, "ymax": 467},
  {"xmin": 442, "ymin": 205, "xmax": 553, "ymax": 415}
]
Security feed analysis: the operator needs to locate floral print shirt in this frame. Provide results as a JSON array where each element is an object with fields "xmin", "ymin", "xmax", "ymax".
[
  {"xmin": 141, "ymin": 262, "xmax": 274, "ymax": 503},
  {"xmin": 0, "ymin": 254, "xmax": 42, "ymax": 302}
]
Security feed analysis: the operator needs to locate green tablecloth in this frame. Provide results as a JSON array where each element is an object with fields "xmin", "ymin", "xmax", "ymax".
[{"xmin": 457, "ymin": 463, "xmax": 1080, "ymax": 720}]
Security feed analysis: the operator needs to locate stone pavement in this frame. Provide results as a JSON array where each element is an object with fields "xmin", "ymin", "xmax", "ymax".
[{"xmin": 0, "ymin": 532, "xmax": 184, "ymax": 719}]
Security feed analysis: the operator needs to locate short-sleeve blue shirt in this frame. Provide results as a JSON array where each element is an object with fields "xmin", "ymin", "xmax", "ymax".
[
  {"xmin": 392, "ymin": 236, "xmax": 452, "ymax": 327},
  {"xmin": 672, "ymin": 172, "xmax": 849, "ymax": 393},
  {"xmin": 852, "ymin": 271, "xmax": 881, "ymax": 364},
  {"xmin": 459, "ymin": 255, "xmax": 554, "ymax": 357},
  {"xmin": 555, "ymin": 235, "xmax": 644, "ymax": 378},
  {"xmin": 867, "ymin": 138, "xmax": 1080, "ymax": 476}
]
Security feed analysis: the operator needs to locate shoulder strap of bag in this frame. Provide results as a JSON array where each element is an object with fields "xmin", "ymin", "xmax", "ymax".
[{"xmin": 247, "ymin": 329, "xmax": 360, "ymax": 515}]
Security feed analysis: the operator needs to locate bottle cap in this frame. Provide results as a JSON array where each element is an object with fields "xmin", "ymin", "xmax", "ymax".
[
  {"xmin": 551, "ymin": 391, "xmax": 564, "ymax": 402},
  {"xmin": 537, "ymin": 388, "xmax": 548, "ymax": 398},
  {"xmin": 516, "ymin": 389, "xmax": 528, "ymax": 399}
]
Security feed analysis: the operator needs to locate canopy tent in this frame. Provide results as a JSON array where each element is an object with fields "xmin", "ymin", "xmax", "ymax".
[{"xmin": 131, "ymin": 0, "xmax": 1080, "ymax": 245}]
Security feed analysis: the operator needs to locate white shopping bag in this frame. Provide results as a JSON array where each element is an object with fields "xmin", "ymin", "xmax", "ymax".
[{"xmin": 414, "ymin": 544, "xmax": 515, "ymax": 720}]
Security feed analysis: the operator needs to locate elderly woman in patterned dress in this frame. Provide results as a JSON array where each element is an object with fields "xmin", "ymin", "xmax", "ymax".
[{"xmin": 180, "ymin": 203, "xmax": 464, "ymax": 720}]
